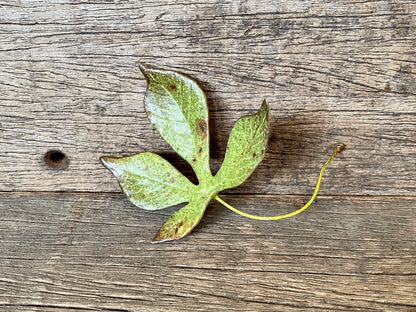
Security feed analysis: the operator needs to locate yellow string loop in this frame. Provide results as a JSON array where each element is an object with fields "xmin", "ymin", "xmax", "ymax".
[{"xmin": 214, "ymin": 143, "xmax": 345, "ymax": 221}]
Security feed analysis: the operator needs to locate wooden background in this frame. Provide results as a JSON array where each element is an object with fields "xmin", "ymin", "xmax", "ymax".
[{"xmin": 1, "ymin": 0, "xmax": 415, "ymax": 311}]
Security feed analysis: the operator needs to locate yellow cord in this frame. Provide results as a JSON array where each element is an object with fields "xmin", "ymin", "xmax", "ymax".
[{"xmin": 214, "ymin": 143, "xmax": 345, "ymax": 221}]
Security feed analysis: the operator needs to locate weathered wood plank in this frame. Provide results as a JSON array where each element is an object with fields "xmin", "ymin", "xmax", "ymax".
[
  {"xmin": 0, "ymin": 193, "xmax": 415, "ymax": 311},
  {"xmin": 1, "ymin": 1, "xmax": 415, "ymax": 311},
  {"xmin": 1, "ymin": 0, "xmax": 415, "ymax": 194}
]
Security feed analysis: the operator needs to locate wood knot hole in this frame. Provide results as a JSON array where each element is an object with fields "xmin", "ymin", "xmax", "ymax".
[{"xmin": 44, "ymin": 150, "xmax": 69, "ymax": 169}]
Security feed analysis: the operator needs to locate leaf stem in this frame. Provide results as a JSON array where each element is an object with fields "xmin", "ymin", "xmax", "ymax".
[{"xmin": 214, "ymin": 143, "xmax": 345, "ymax": 221}]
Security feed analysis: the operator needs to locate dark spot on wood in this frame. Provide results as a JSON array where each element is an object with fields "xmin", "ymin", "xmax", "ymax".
[
  {"xmin": 155, "ymin": 12, "xmax": 166, "ymax": 21},
  {"xmin": 44, "ymin": 150, "xmax": 69, "ymax": 170},
  {"xmin": 167, "ymin": 83, "xmax": 177, "ymax": 92},
  {"xmin": 398, "ymin": 84, "xmax": 408, "ymax": 92},
  {"xmin": 384, "ymin": 83, "xmax": 392, "ymax": 92},
  {"xmin": 195, "ymin": 119, "xmax": 207, "ymax": 140}
]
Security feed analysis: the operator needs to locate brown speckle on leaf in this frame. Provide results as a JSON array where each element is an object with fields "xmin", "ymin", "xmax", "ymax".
[
  {"xmin": 195, "ymin": 119, "xmax": 207, "ymax": 140},
  {"xmin": 198, "ymin": 146, "xmax": 203, "ymax": 155},
  {"xmin": 253, "ymin": 152, "xmax": 256, "ymax": 157},
  {"xmin": 167, "ymin": 83, "xmax": 177, "ymax": 91}
]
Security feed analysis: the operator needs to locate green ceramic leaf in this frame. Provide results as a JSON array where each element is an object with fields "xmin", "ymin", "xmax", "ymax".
[
  {"xmin": 139, "ymin": 64, "xmax": 211, "ymax": 183},
  {"xmin": 214, "ymin": 100, "xmax": 269, "ymax": 190},
  {"xmin": 101, "ymin": 64, "xmax": 270, "ymax": 242},
  {"xmin": 100, "ymin": 152, "xmax": 196, "ymax": 210}
]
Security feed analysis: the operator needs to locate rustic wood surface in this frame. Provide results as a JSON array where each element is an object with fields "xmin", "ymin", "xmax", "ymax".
[
  {"xmin": 0, "ymin": 0, "xmax": 415, "ymax": 311},
  {"xmin": 1, "ymin": 193, "xmax": 415, "ymax": 311}
]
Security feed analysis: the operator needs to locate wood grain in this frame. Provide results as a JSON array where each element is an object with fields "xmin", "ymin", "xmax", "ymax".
[
  {"xmin": 1, "ymin": 0, "xmax": 415, "ymax": 195},
  {"xmin": 1, "ymin": 0, "xmax": 415, "ymax": 311},
  {"xmin": 0, "ymin": 193, "xmax": 415, "ymax": 311}
]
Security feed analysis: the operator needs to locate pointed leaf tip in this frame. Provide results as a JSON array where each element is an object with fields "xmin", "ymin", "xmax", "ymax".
[
  {"xmin": 139, "ymin": 62, "xmax": 156, "ymax": 83},
  {"xmin": 152, "ymin": 197, "xmax": 209, "ymax": 243},
  {"xmin": 100, "ymin": 156, "xmax": 117, "ymax": 174},
  {"xmin": 100, "ymin": 152, "xmax": 195, "ymax": 210},
  {"xmin": 138, "ymin": 62, "xmax": 147, "ymax": 75},
  {"xmin": 138, "ymin": 62, "xmax": 155, "ymax": 74}
]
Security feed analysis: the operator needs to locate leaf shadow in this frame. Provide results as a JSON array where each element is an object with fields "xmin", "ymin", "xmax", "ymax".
[
  {"xmin": 158, "ymin": 152, "xmax": 199, "ymax": 185},
  {"xmin": 224, "ymin": 112, "xmax": 329, "ymax": 193},
  {"xmin": 267, "ymin": 113, "xmax": 326, "ymax": 167},
  {"xmin": 205, "ymin": 91, "xmax": 226, "ymax": 176}
]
